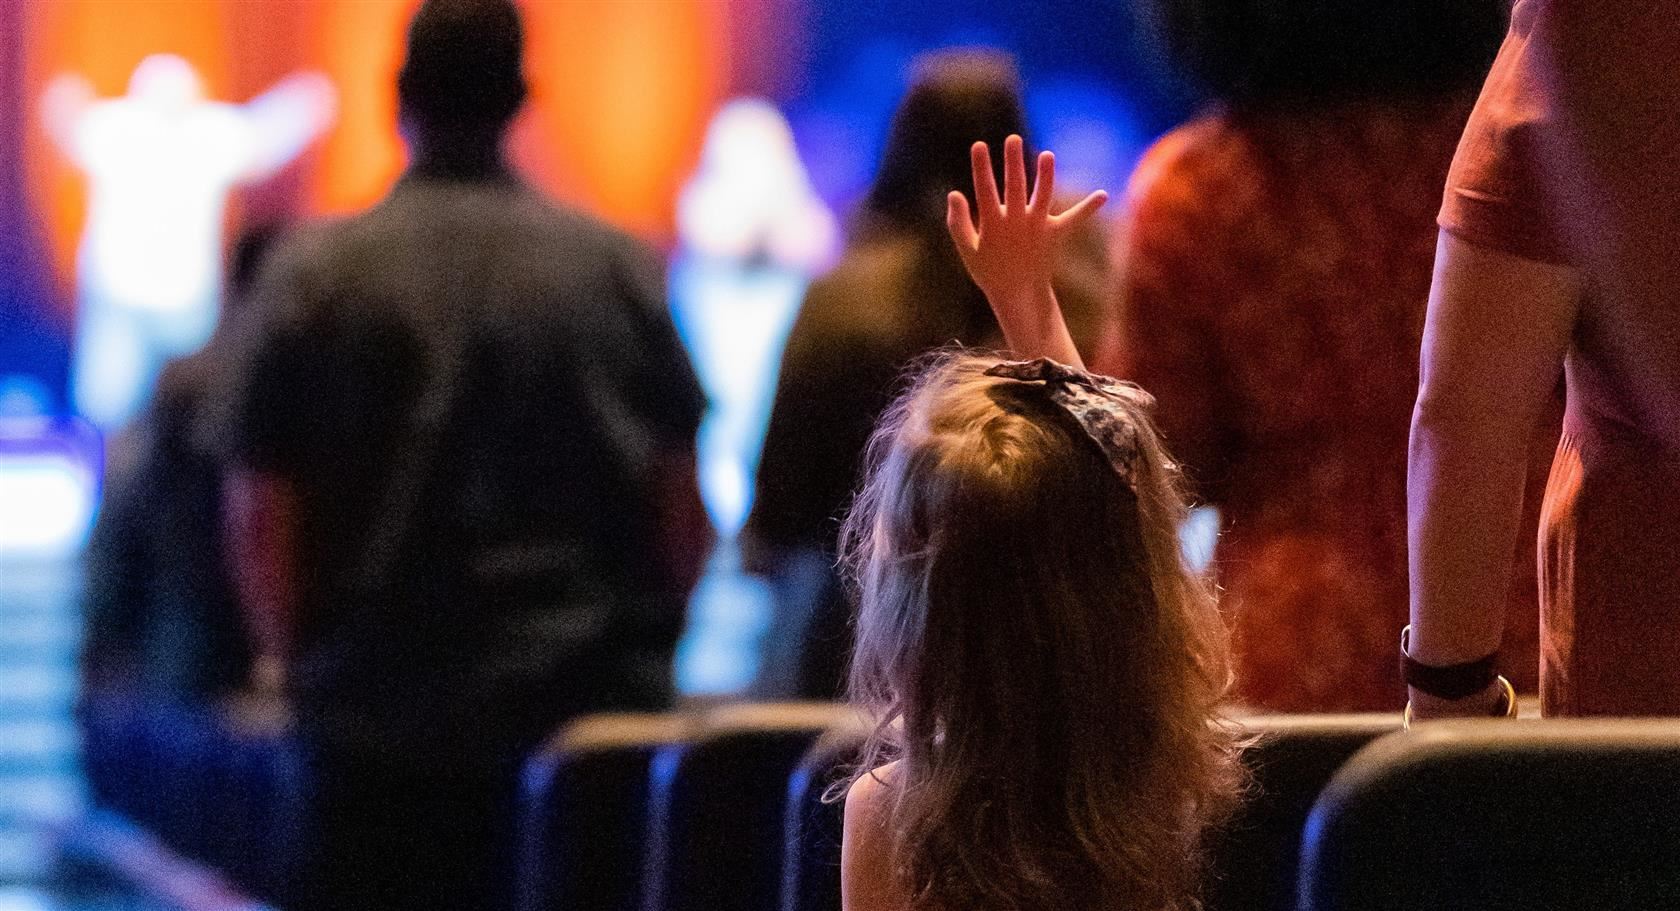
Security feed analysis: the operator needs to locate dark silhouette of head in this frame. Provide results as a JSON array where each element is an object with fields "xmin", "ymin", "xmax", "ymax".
[
  {"xmin": 397, "ymin": 0, "xmax": 527, "ymax": 156},
  {"xmin": 856, "ymin": 50, "xmax": 1028, "ymax": 348},
  {"xmin": 863, "ymin": 50, "xmax": 1029, "ymax": 236}
]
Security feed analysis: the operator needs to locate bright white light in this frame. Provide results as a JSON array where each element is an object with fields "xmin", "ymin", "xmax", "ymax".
[
  {"xmin": 0, "ymin": 418, "xmax": 101, "ymax": 561},
  {"xmin": 1181, "ymin": 505, "xmax": 1221, "ymax": 574},
  {"xmin": 42, "ymin": 54, "xmax": 336, "ymax": 429},
  {"xmin": 670, "ymin": 99, "xmax": 838, "ymax": 695},
  {"xmin": 672, "ymin": 99, "xmax": 838, "ymax": 536},
  {"xmin": 0, "ymin": 455, "xmax": 96, "ymax": 560},
  {"xmin": 677, "ymin": 98, "xmax": 838, "ymax": 272},
  {"xmin": 0, "ymin": 886, "xmax": 54, "ymax": 911}
]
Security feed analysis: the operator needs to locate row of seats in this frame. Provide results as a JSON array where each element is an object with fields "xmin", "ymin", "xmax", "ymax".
[
  {"xmin": 1302, "ymin": 719, "xmax": 1680, "ymax": 911},
  {"xmin": 522, "ymin": 711, "xmax": 1680, "ymax": 911},
  {"xmin": 81, "ymin": 697, "xmax": 1680, "ymax": 911},
  {"xmin": 518, "ymin": 707, "xmax": 1403, "ymax": 911},
  {"xmin": 519, "ymin": 702, "xmax": 863, "ymax": 911}
]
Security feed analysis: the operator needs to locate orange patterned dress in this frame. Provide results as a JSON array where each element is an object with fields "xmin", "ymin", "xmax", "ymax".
[{"xmin": 1099, "ymin": 102, "xmax": 1556, "ymax": 711}]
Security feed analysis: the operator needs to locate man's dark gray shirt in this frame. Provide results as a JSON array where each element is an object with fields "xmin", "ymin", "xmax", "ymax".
[{"xmin": 223, "ymin": 172, "xmax": 704, "ymax": 766}]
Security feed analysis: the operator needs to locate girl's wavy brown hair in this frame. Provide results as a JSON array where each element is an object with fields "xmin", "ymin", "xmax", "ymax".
[{"xmin": 839, "ymin": 352, "xmax": 1246, "ymax": 911}]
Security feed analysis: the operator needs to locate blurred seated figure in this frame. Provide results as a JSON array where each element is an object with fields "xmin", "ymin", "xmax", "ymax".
[
  {"xmin": 742, "ymin": 50, "xmax": 1110, "ymax": 699},
  {"xmin": 1101, "ymin": 0, "xmax": 1554, "ymax": 711},
  {"xmin": 216, "ymin": 2, "xmax": 708, "ymax": 908},
  {"xmin": 80, "ymin": 226, "xmax": 281, "ymax": 706}
]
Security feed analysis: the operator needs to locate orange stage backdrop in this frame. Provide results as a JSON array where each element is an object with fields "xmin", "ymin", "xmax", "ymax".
[{"xmin": 19, "ymin": 0, "xmax": 786, "ymax": 313}]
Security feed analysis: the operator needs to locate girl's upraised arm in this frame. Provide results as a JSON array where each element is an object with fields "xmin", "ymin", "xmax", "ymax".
[{"xmin": 946, "ymin": 134, "xmax": 1107, "ymax": 367}]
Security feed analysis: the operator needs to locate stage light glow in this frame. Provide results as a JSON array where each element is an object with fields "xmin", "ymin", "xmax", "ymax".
[
  {"xmin": 671, "ymin": 98, "xmax": 837, "ymax": 535},
  {"xmin": 669, "ymin": 99, "xmax": 837, "ymax": 695},
  {"xmin": 1027, "ymin": 78, "xmax": 1150, "ymax": 200},
  {"xmin": 0, "ymin": 420, "xmax": 99, "ymax": 561},
  {"xmin": 678, "ymin": 99, "xmax": 840, "ymax": 269}
]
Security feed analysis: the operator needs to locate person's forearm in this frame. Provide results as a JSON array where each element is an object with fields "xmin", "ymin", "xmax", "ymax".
[
  {"xmin": 990, "ymin": 285, "xmax": 1083, "ymax": 367},
  {"xmin": 224, "ymin": 470, "xmax": 301, "ymax": 669},
  {"xmin": 653, "ymin": 448, "xmax": 713, "ymax": 599},
  {"xmin": 1407, "ymin": 406, "xmax": 1532, "ymax": 666},
  {"xmin": 1405, "ymin": 234, "xmax": 1577, "ymax": 714}
]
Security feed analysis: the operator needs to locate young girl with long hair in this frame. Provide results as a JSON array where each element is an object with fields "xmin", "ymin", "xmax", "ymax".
[{"xmin": 839, "ymin": 137, "xmax": 1245, "ymax": 911}]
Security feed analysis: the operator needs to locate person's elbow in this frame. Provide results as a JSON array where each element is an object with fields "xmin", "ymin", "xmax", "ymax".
[
  {"xmin": 1408, "ymin": 373, "xmax": 1545, "ymax": 482},
  {"xmin": 1410, "ymin": 371, "xmax": 1512, "ymax": 444},
  {"xmin": 653, "ymin": 445, "xmax": 713, "ymax": 598}
]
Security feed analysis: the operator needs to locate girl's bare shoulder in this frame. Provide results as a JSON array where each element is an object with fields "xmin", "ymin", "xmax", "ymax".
[{"xmin": 844, "ymin": 760, "xmax": 902, "ymax": 826}]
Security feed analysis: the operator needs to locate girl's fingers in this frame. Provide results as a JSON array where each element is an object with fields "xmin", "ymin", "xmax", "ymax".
[
  {"xmin": 1030, "ymin": 150, "xmax": 1055, "ymax": 216},
  {"xmin": 1050, "ymin": 189, "xmax": 1110, "ymax": 231},
  {"xmin": 946, "ymin": 191, "xmax": 979, "ymax": 255},
  {"xmin": 970, "ymin": 141, "xmax": 1001, "ymax": 219},
  {"xmin": 1003, "ymin": 134, "xmax": 1028, "ymax": 214}
]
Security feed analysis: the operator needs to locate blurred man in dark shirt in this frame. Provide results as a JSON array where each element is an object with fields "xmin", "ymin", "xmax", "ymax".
[
  {"xmin": 82, "ymin": 227, "xmax": 279, "ymax": 709},
  {"xmin": 218, "ymin": 2, "xmax": 708, "ymax": 906}
]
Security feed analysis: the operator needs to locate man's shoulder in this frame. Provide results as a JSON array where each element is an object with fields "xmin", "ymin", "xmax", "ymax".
[
  {"xmin": 796, "ymin": 238, "xmax": 925, "ymax": 344},
  {"xmin": 394, "ymin": 179, "xmax": 639, "ymax": 242},
  {"xmin": 506, "ymin": 190, "xmax": 652, "ymax": 263},
  {"xmin": 258, "ymin": 213, "xmax": 363, "ymax": 279},
  {"xmin": 263, "ymin": 182, "xmax": 659, "ymax": 327}
]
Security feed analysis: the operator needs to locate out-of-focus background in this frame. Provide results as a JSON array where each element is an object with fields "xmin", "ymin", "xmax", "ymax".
[{"xmin": 0, "ymin": 1, "xmax": 1188, "ymax": 904}]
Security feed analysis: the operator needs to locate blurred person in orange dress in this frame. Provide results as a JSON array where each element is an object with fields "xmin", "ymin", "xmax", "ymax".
[{"xmin": 1099, "ymin": 0, "xmax": 1555, "ymax": 711}]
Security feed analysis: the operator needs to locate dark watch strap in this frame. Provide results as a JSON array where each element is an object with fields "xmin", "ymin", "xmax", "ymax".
[{"xmin": 1399, "ymin": 626, "xmax": 1499, "ymax": 700}]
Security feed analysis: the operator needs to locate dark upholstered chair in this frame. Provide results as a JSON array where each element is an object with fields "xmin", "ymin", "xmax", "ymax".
[
  {"xmin": 642, "ymin": 702, "xmax": 860, "ymax": 911},
  {"xmin": 1204, "ymin": 713, "xmax": 1400, "ymax": 911},
  {"xmin": 1299, "ymin": 719, "xmax": 1680, "ymax": 911},
  {"xmin": 517, "ymin": 713, "xmax": 695, "ymax": 911},
  {"xmin": 779, "ymin": 719, "xmax": 872, "ymax": 911},
  {"xmin": 773, "ymin": 712, "xmax": 1399, "ymax": 911}
]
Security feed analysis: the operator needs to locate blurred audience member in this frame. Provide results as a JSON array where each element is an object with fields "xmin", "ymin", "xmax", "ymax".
[
  {"xmin": 80, "ymin": 225, "xmax": 281, "ymax": 707},
  {"xmin": 671, "ymin": 97, "xmax": 837, "ymax": 534},
  {"xmin": 743, "ymin": 50, "xmax": 1109, "ymax": 698},
  {"xmin": 1409, "ymin": 3, "xmax": 1680, "ymax": 718},
  {"xmin": 1104, "ymin": 0, "xmax": 1549, "ymax": 710},
  {"xmin": 218, "ymin": 1, "xmax": 707, "ymax": 907}
]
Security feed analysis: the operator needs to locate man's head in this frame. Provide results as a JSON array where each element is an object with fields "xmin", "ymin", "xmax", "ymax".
[
  {"xmin": 129, "ymin": 54, "xmax": 205, "ymax": 111},
  {"xmin": 397, "ymin": 0, "xmax": 526, "ymax": 143}
]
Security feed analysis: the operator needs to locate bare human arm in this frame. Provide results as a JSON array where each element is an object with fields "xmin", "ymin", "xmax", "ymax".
[
  {"xmin": 40, "ymin": 74, "xmax": 96, "ymax": 166},
  {"xmin": 945, "ymin": 135, "xmax": 1107, "ymax": 367},
  {"xmin": 239, "ymin": 72, "xmax": 336, "ymax": 181},
  {"xmin": 842, "ymin": 766, "xmax": 909, "ymax": 911},
  {"xmin": 653, "ymin": 446, "xmax": 711, "ymax": 601},
  {"xmin": 1406, "ymin": 232, "xmax": 1579, "ymax": 718},
  {"xmin": 223, "ymin": 469, "xmax": 302, "ymax": 694}
]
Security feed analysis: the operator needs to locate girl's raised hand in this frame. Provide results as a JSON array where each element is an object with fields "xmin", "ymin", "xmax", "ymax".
[{"xmin": 946, "ymin": 135, "xmax": 1107, "ymax": 364}]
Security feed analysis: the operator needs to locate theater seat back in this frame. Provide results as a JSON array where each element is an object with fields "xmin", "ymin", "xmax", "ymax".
[
  {"xmin": 1204, "ymin": 713, "xmax": 1400, "ymax": 911},
  {"xmin": 780, "ymin": 719, "xmax": 872, "ymax": 911},
  {"xmin": 517, "ymin": 713, "xmax": 695, "ymax": 911},
  {"xmin": 643, "ymin": 702, "xmax": 861, "ymax": 911},
  {"xmin": 1299, "ymin": 719, "xmax": 1680, "ymax": 911}
]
